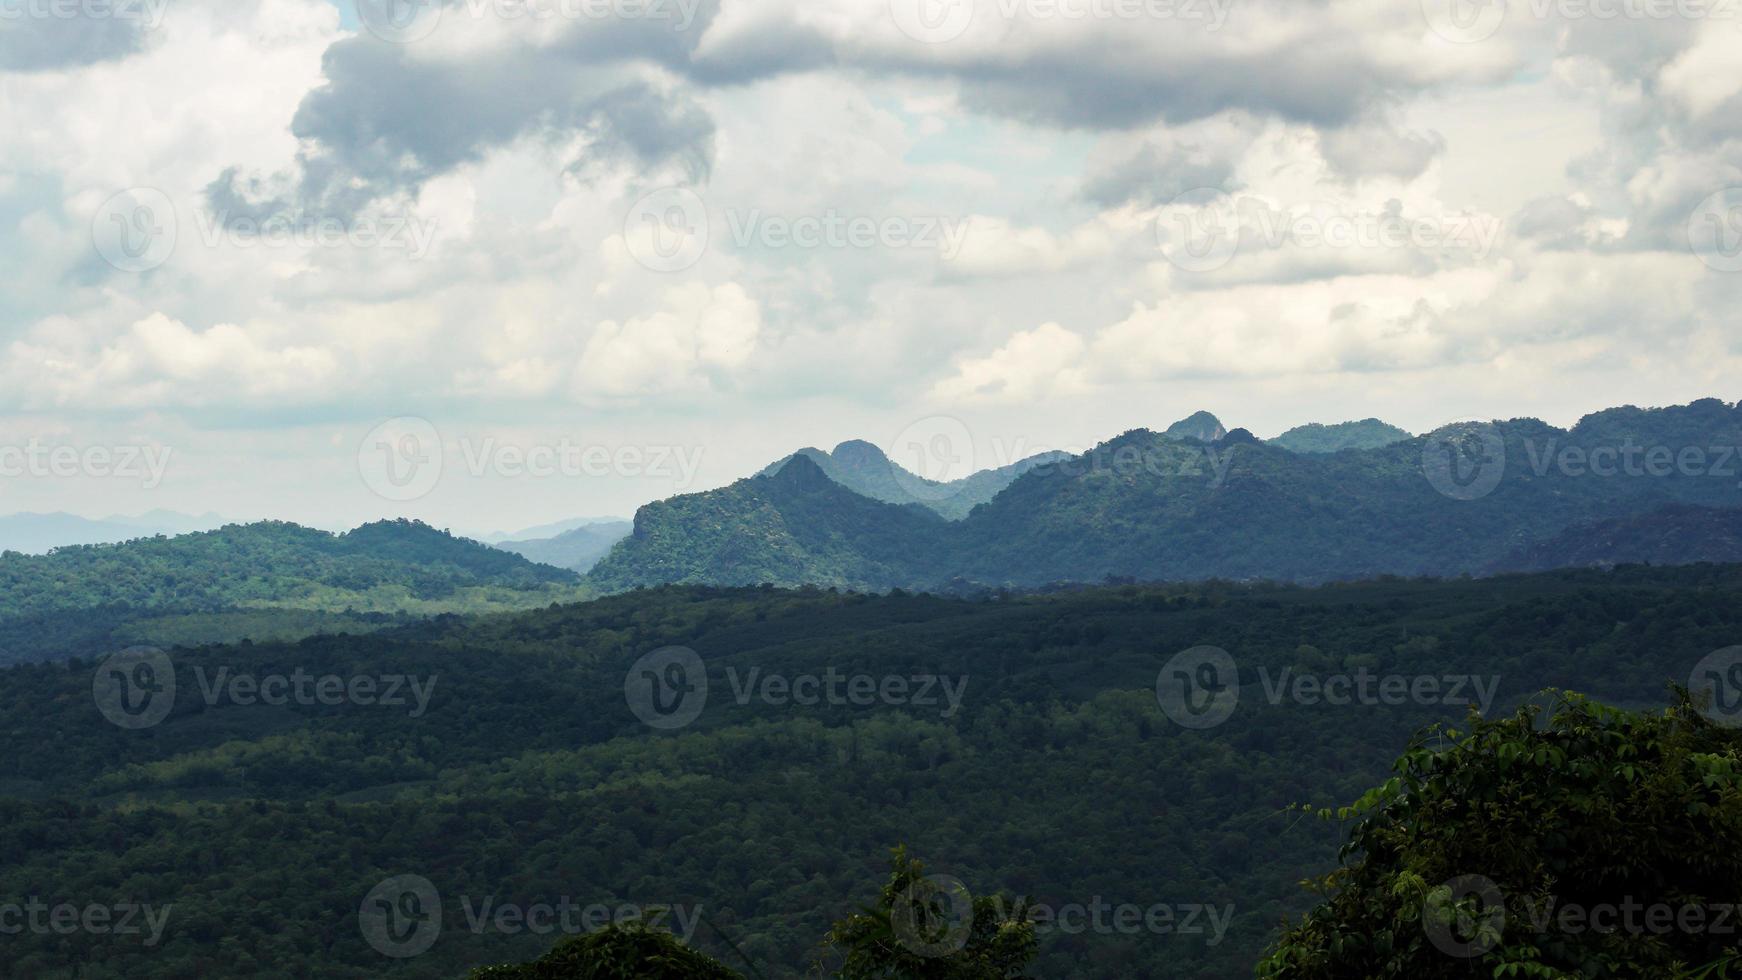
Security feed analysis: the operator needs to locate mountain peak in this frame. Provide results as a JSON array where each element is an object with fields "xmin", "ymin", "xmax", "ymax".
[
  {"xmin": 1164, "ymin": 411, "xmax": 1228, "ymax": 443},
  {"xmin": 830, "ymin": 439, "xmax": 890, "ymax": 465}
]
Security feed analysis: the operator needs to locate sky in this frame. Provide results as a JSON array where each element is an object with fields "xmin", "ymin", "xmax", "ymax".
[{"xmin": 0, "ymin": 0, "xmax": 1739, "ymax": 537}]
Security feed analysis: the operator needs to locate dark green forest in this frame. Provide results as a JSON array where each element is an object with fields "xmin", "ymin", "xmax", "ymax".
[{"xmin": 0, "ymin": 564, "xmax": 1738, "ymax": 976}]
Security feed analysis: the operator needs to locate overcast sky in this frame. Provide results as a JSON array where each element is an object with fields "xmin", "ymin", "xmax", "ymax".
[{"xmin": 0, "ymin": 0, "xmax": 1739, "ymax": 536}]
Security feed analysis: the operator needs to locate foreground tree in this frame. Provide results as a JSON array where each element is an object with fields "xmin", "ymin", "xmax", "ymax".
[
  {"xmin": 821, "ymin": 846, "xmax": 1037, "ymax": 979},
  {"xmin": 468, "ymin": 923, "xmax": 742, "ymax": 979},
  {"xmin": 1259, "ymin": 692, "xmax": 1742, "ymax": 978}
]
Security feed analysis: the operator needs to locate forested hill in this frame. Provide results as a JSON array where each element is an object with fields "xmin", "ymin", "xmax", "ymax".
[
  {"xmin": 1, "ymin": 563, "xmax": 1737, "ymax": 977},
  {"xmin": 592, "ymin": 398, "xmax": 1742, "ymax": 592},
  {"xmin": 0, "ymin": 520, "xmax": 585, "ymax": 664}
]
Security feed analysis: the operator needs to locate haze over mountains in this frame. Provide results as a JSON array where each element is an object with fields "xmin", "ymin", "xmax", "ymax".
[
  {"xmin": 0, "ymin": 510, "xmax": 226, "ymax": 554},
  {"xmin": 591, "ymin": 398, "xmax": 1742, "ymax": 593}
]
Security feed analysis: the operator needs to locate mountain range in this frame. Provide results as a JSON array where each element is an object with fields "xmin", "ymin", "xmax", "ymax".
[
  {"xmin": 0, "ymin": 509, "xmax": 226, "ymax": 554},
  {"xmin": 590, "ymin": 398, "xmax": 1742, "ymax": 593}
]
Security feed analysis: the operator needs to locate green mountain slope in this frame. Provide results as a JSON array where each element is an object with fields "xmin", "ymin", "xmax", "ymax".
[
  {"xmin": 0, "ymin": 519, "xmax": 586, "ymax": 664},
  {"xmin": 1268, "ymin": 418, "xmax": 1412, "ymax": 453},
  {"xmin": 590, "ymin": 455, "xmax": 946, "ymax": 591}
]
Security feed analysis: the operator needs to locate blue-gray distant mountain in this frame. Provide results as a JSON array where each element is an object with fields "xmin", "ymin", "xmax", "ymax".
[
  {"xmin": 0, "ymin": 510, "xmax": 226, "ymax": 555},
  {"xmin": 495, "ymin": 521, "xmax": 634, "ymax": 572},
  {"xmin": 1269, "ymin": 419, "xmax": 1413, "ymax": 454},
  {"xmin": 591, "ymin": 398, "xmax": 1742, "ymax": 593},
  {"xmin": 761, "ymin": 439, "xmax": 1069, "ymax": 521}
]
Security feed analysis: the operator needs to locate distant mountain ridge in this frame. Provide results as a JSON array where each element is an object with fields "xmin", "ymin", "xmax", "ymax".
[
  {"xmin": 591, "ymin": 398, "xmax": 1742, "ymax": 593},
  {"xmin": 761, "ymin": 440, "xmax": 1069, "ymax": 520},
  {"xmin": 1269, "ymin": 418, "xmax": 1413, "ymax": 453},
  {"xmin": 0, "ymin": 510, "xmax": 227, "ymax": 555},
  {"xmin": 495, "ymin": 521, "xmax": 634, "ymax": 573}
]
